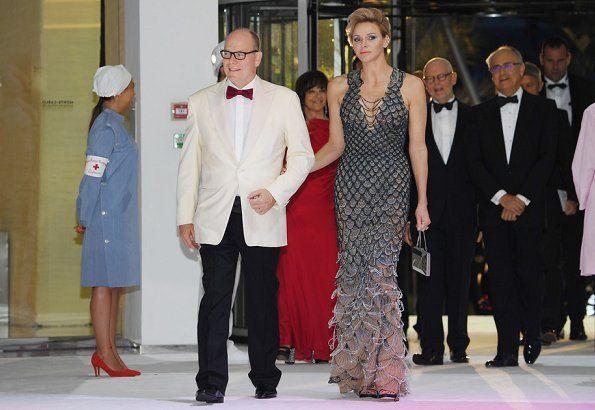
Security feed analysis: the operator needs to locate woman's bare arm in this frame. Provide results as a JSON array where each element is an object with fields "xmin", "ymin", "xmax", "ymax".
[{"xmin": 311, "ymin": 76, "xmax": 348, "ymax": 172}]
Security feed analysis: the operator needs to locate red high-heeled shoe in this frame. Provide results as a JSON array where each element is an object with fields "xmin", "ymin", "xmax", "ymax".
[
  {"xmin": 91, "ymin": 352, "xmax": 137, "ymax": 377},
  {"xmin": 125, "ymin": 367, "xmax": 141, "ymax": 376}
]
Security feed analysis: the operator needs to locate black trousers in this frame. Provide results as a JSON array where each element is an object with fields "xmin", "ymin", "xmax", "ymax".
[
  {"xmin": 196, "ymin": 206, "xmax": 281, "ymax": 393},
  {"xmin": 483, "ymin": 224, "xmax": 545, "ymax": 356},
  {"xmin": 541, "ymin": 202, "xmax": 563, "ymax": 332},
  {"xmin": 416, "ymin": 216, "xmax": 475, "ymax": 356},
  {"xmin": 560, "ymin": 211, "xmax": 586, "ymax": 327}
]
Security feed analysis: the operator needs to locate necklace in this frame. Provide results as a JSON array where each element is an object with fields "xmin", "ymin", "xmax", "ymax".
[{"xmin": 359, "ymin": 95, "xmax": 382, "ymax": 129}]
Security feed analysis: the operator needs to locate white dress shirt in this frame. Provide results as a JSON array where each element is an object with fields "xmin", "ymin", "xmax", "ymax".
[
  {"xmin": 225, "ymin": 77, "xmax": 256, "ymax": 161},
  {"xmin": 431, "ymin": 97, "xmax": 458, "ymax": 163},
  {"xmin": 545, "ymin": 74, "xmax": 572, "ymax": 125},
  {"xmin": 491, "ymin": 87, "xmax": 531, "ymax": 206}
]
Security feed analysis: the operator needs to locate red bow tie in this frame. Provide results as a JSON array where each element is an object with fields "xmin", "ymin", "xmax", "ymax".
[{"xmin": 226, "ymin": 86, "xmax": 253, "ymax": 100}]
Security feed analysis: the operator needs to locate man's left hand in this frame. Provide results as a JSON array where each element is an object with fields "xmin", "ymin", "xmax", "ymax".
[{"xmin": 248, "ymin": 189, "xmax": 276, "ymax": 215}]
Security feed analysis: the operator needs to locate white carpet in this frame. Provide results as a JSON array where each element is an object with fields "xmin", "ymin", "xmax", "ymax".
[{"xmin": 1, "ymin": 317, "xmax": 593, "ymax": 409}]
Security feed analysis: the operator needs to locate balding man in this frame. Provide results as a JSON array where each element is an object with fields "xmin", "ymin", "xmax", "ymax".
[
  {"xmin": 409, "ymin": 58, "xmax": 477, "ymax": 366},
  {"xmin": 177, "ymin": 28, "xmax": 314, "ymax": 403},
  {"xmin": 467, "ymin": 46, "xmax": 557, "ymax": 368}
]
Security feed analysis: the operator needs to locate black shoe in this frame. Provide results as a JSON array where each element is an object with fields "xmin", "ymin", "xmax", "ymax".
[
  {"xmin": 556, "ymin": 329, "xmax": 565, "ymax": 340},
  {"xmin": 450, "ymin": 351, "xmax": 470, "ymax": 363},
  {"xmin": 523, "ymin": 341, "xmax": 542, "ymax": 364},
  {"xmin": 485, "ymin": 354, "xmax": 518, "ymax": 368},
  {"xmin": 412, "ymin": 353, "xmax": 443, "ymax": 366},
  {"xmin": 196, "ymin": 386, "xmax": 224, "ymax": 403},
  {"xmin": 255, "ymin": 384, "xmax": 277, "ymax": 399},
  {"xmin": 570, "ymin": 322, "xmax": 588, "ymax": 341},
  {"xmin": 540, "ymin": 330, "xmax": 557, "ymax": 346}
]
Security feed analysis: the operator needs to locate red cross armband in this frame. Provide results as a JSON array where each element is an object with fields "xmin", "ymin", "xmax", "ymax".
[{"xmin": 84, "ymin": 155, "xmax": 109, "ymax": 177}]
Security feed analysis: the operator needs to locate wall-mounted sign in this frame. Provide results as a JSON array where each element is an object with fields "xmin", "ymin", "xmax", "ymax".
[
  {"xmin": 173, "ymin": 133, "xmax": 185, "ymax": 149},
  {"xmin": 171, "ymin": 102, "xmax": 188, "ymax": 120}
]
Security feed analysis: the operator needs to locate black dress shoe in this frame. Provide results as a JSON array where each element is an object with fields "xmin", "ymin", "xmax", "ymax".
[
  {"xmin": 570, "ymin": 322, "xmax": 588, "ymax": 341},
  {"xmin": 523, "ymin": 341, "xmax": 541, "ymax": 364},
  {"xmin": 412, "ymin": 353, "xmax": 443, "ymax": 366},
  {"xmin": 450, "ymin": 351, "xmax": 470, "ymax": 363},
  {"xmin": 485, "ymin": 354, "xmax": 518, "ymax": 368},
  {"xmin": 196, "ymin": 386, "xmax": 224, "ymax": 403},
  {"xmin": 255, "ymin": 385, "xmax": 277, "ymax": 399}
]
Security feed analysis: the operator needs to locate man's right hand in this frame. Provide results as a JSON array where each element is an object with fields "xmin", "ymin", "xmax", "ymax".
[
  {"xmin": 499, "ymin": 194, "xmax": 524, "ymax": 215},
  {"xmin": 179, "ymin": 223, "xmax": 199, "ymax": 250}
]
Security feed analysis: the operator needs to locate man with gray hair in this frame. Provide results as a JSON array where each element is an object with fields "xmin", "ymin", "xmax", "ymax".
[
  {"xmin": 467, "ymin": 45, "xmax": 557, "ymax": 368},
  {"xmin": 409, "ymin": 57, "xmax": 477, "ymax": 366}
]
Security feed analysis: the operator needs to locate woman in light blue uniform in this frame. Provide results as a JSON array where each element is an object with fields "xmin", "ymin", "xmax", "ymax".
[{"xmin": 76, "ymin": 65, "xmax": 140, "ymax": 377}]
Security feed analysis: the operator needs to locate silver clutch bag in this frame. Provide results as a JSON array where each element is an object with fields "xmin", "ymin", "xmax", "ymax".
[{"xmin": 412, "ymin": 230, "xmax": 430, "ymax": 277}]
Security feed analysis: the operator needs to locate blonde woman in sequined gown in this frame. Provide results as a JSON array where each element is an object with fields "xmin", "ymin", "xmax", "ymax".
[{"xmin": 310, "ymin": 8, "xmax": 430, "ymax": 399}]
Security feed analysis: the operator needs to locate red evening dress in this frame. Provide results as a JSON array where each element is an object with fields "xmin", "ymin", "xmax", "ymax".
[{"xmin": 277, "ymin": 118, "xmax": 339, "ymax": 362}]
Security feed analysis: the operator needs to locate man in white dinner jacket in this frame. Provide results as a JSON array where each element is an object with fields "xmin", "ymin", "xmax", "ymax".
[{"xmin": 176, "ymin": 28, "xmax": 314, "ymax": 404}]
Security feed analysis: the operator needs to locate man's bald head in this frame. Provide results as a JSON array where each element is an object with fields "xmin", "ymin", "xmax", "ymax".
[
  {"xmin": 226, "ymin": 28, "xmax": 260, "ymax": 51},
  {"xmin": 422, "ymin": 57, "xmax": 457, "ymax": 104},
  {"xmin": 423, "ymin": 57, "xmax": 453, "ymax": 77},
  {"xmin": 222, "ymin": 28, "xmax": 262, "ymax": 88}
]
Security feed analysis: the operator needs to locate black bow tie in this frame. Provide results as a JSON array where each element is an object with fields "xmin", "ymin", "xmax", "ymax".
[
  {"xmin": 497, "ymin": 95, "xmax": 519, "ymax": 108},
  {"xmin": 547, "ymin": 83, "xmax": 567, "ymax": 90},
  {"xmin": 433, "ymin": 100, "xmax": 455, "ymax": 113}
]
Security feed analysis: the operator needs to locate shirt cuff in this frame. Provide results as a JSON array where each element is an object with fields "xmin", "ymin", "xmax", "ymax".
[
  {"xmin": 516, "ymin": 194, "xmax": 530, "ymax": 206},
  {"xmin": 491, "ymin": 190, "xmax": 507, "ymax": 205}
]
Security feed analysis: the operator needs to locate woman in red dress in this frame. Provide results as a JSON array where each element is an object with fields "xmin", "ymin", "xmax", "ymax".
[{"xmin": 277, "ymin": 71, "xmax": 339, "ymax": 363}]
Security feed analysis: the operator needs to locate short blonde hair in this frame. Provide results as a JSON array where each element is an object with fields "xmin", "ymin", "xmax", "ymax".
[{"xmin": 345, "ymin": 8, "xmax": 391, "ymax": 44}]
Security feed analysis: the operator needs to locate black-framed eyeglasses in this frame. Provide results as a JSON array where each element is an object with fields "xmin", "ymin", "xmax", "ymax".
[
  {"xmin": 220, "ymin": 49, "xmax": 259, "ymax": 60},
  {"xmin": 489, "ymin": 62, "xmax": 522, "ymax": 75},
  {"xmin": 423, "ymin": 72, "xmax": 453, "ymax": 84}
]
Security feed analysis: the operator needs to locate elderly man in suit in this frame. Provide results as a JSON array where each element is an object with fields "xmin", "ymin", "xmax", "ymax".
[
  {"xmin": 177, "ymin": 28, "xmax": 314, "ymax": 403},
  {"xmin": 409, "ymin": 57, "xmax": 477, "ymax": 366},
  {"xmin": 539, "ymin": 36, "xmax": 595, "ymax": 341},
  {"xmin": 468, "ymin": 46, "xmax": 557, "ymax": 368}
]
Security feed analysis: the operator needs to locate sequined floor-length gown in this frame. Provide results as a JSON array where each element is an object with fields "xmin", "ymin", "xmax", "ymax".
[{"xmin": 330, "ymin": 68, "xmax": 410, "ymax": 397}]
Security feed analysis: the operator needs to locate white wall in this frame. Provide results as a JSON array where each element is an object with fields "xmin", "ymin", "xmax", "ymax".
[{"xmin": 123, "ymin": 0, "xmax": 218, "ymax": 346}]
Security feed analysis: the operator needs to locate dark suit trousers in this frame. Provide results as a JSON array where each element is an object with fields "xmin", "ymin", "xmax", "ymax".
[
  {"xmin": 560, "ymin": 211, "xmax": 586, "ymax": 325},
  {"xmin": 196, "ymin": 203, "xmax": 281, "ymax": 393},
  {"xmin": 541, "ymin": 204, "xmax": 563, "ymax": 332},
  {"xmin": 483, "ymin": 224, "xmax": 545, "ymax": 356},
  {"xmin": 416, "ymin": 216, "xmax": 475, "ymax": 356}
]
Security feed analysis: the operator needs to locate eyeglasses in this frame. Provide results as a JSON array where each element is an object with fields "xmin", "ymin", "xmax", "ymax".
[
  {"xmin": 423, "ymin": 72, "xmax": 453, "ymax": 84},
  {"xmin": 220, "ymin": 49, "xmax": 259, "ymax": 60},
  {"xmin": 489, "ymin": 62, "xmax": 522, "ymax": 75}
]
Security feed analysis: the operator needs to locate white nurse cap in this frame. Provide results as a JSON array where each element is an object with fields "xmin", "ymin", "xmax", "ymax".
[{"xmin": 92, "ymin": 65, "xmax": 132, "ymax": 97}]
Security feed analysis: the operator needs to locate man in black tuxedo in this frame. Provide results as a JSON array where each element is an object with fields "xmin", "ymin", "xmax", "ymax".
[
  {"xmin": 408, "ymin": 57, "xmax": 477, "ymax": 366},
  {"xmin": 467, "ymin": 46, "xmax": 557, "ymax": 367},
  {"xmin": 521, "ymin": 62, "xmax": 573, "ymax": 345},
  {"xmin": 539, "ymin": 36, "xmax": 595, "ymax": 340}
]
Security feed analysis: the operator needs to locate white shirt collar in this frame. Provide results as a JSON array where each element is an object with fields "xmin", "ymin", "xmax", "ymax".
[
  {"xmin": 497, "ymin": 87, "xmax": 523, "ymax": 101},
  {"xmin": 227, "ymin": 76, "xmax": 257, "ymax": 91},
  {"xmin": 431, "ymin": 95, "xmax": 456, "ymax": 104},
  {"xmin": 544, "ymin": 74, "xmax": 568, "ymax": 86}
]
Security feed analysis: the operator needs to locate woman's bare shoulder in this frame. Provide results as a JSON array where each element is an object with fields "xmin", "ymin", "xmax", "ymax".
[{"xmin": 328, "ymin": 75, "xmax": 349, "ymax": 96}]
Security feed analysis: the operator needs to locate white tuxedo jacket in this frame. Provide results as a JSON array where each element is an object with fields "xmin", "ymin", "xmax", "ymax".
[{"xmin": 176, "ymin": 76, "xmax": 314, "ymax": 247}]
